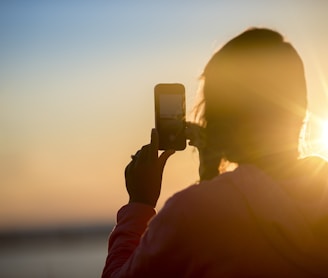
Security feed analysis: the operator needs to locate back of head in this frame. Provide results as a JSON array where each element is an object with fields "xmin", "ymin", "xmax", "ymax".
[{"xmin": 200, "ymin": 28, "xmax": 307, "ymax": 165}]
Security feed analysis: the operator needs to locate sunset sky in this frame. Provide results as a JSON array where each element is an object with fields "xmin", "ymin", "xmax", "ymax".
[{"xmin": 1, "ymin": 1, "xmax": 328, "ymax": 230}]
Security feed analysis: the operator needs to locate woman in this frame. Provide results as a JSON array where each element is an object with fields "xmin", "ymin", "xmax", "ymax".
[{"xmin": 102, "ymin": 28, "xmax": 328, "ymax": 277}]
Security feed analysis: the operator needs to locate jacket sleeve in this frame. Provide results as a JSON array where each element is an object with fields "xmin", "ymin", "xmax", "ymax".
[
  {"xmin": 101, "ymin": 197, "xmax": 191, "ymax": 278},
  {"xmin": 101, "ymin": 203, "xmax": 156, "ymax": 278}
]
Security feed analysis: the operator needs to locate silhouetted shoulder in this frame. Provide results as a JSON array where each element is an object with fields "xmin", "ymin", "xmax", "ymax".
[{"xmin": 154, "ymin": 166, "xmax": 328, "ymax": 276}]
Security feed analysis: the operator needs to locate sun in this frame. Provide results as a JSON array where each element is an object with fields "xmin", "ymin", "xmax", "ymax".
[{"xmin": 304, "ymin": 119, "xmax": 328, "ymax": 159}]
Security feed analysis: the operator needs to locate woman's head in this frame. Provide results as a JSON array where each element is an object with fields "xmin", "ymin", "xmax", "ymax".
[{"xmin": 198, "ymin": 28, "xmax": 307, "ymax": 164}]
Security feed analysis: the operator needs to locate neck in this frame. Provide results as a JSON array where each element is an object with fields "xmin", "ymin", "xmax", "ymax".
[{"xmin": 249, "ymin": 151, "xmax": 299, "ymax": 180}]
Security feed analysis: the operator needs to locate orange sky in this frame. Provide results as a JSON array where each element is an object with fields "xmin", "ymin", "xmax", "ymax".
[{"xmin": 1, "ymin": 1, "xmax": 328, "ymax": 230}]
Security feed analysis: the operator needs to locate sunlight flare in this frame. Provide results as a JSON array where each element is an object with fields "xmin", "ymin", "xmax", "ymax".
[{"xmin": 320, "ymin": 121, "xmax": 328, "ymax": 151}]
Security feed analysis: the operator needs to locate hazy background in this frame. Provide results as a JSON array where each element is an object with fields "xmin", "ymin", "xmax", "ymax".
[
  {"xmin": 1, "ymin": 1, "xmax": 328, "ymax": 277},
  {"xmin": 1, "ymin": 0, "xmax": 328, "ymax": 243}
]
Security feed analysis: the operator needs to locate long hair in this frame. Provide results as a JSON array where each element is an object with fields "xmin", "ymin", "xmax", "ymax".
[{"xmin": 195, "ymin": 28, "xmax": 307, "ymax": 171}]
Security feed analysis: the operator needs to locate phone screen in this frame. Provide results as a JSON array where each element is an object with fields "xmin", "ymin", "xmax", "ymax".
[
  {"xmin": 155, "ymin": 84, "xmax": 186, "ymax": 150},
  {"xmin": 159, "ymin": 94, "xmax": 184, "ymax": 120}
]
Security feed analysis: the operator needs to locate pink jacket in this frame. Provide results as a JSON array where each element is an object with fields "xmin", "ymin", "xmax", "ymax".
[{"xmin": 102, "ymin": 160, "xmax": 328, "ymax": 277}]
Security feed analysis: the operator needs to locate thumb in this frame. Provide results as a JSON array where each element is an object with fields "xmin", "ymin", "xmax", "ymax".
[{"xmin": 158, "ymin": 149, "xmax": 175, "ymax": 172}]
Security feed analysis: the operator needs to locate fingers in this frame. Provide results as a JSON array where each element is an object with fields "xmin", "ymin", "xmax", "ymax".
[
  {"xmin": 135, "ymin": 145, "xmax": 152, "ymax": 166},
  {"xmin": 151, "ymin": 128, "xmax": 175, "ymax": 170},
  {"xmin": 130, "ymin": 149, "xmax": 141, "ymax": 160},
  {"xmin": 150, "ymin": 128, "xmax": 159, "ymax": 158},
  {"xmin": 128, "ymin": 128, "xmax": 175, "ymax": 171}
]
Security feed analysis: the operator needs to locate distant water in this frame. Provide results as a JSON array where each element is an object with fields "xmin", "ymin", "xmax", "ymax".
[{"xmin": 0, "ymin": 225, "xmax": 113, "ymax": 278}]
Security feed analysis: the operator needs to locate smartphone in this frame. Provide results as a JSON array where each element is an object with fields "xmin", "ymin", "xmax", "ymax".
[{"xmin": 154, "ymin": 83, "xmax": 186, "ymax": 151}]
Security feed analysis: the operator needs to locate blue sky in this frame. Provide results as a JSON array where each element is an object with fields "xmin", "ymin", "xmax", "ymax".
[{"xmin": 1, "ymin": 1, "xmax": 328, "ymax": 229}]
